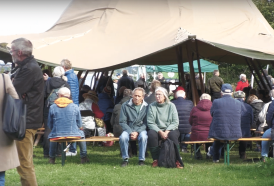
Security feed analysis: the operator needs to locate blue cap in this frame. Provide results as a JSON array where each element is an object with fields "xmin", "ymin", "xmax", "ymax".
[{"xmin": 221, "ymin": 83, "xmax": 233, "ymax": 93}]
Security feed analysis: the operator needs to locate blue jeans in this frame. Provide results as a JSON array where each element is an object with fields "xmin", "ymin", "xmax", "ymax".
[
  {"xmin": 212, "ymin": 141, "xmax": 224, "ymax": 161},
  {"xmin": 0, "ymin": 172, "xmax": 5, "ymax": 186},
  {"xmin": 50, "ymin": 141, "xmax": 87, "ymax": 158},
  {"xmin": 119, "ymin": 131, "xmax": 148, "ymax": 161},
  {"xmin": 181, "ymin": 133, "xmax": 190, "ymax": 149},
  {"xmin": 69, "ymin": 142, "xmax": 77, "ymax": 153},
  {"xmin": 261, "ymin": 128, "xmax": 271, "ymax": 157}
]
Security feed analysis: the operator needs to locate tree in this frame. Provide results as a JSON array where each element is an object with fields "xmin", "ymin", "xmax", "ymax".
[{"xmin": 253, "ymin": 0, "xmax": 274, "ymax": 28}]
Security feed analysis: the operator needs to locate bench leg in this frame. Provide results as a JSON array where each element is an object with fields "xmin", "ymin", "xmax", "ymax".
[
  {"xmin": 61, "ymin": 142, "xmax": 66, "ymax": 166},
  {"xmin": 194, "ymin": 144, "xmax": 196, "ymax": 158},
  {"xmin": 227, "ymin": 142, "xmax": 230, "ymax": 166}
]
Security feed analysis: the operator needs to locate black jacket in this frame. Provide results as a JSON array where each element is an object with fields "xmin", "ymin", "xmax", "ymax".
[
  {"xmin": 117, "ymin": 75, "xmax": 135, "ymax": 94},
  {"xmin": 13, "ymin": 56, "xmax": 44, "ymax": 129},
  {"xmin": 44, "ymin": 77, "xmax": 70, "ymax": 98}
]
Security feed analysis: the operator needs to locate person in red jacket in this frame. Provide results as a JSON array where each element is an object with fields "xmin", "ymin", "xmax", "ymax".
[
  {"xmin": 189, "ymin": 93, "xmax": 213, "ymax": 159},
  {"xmin": 236, "ymin": 74, "xmax": 249, "ymax": 91}
]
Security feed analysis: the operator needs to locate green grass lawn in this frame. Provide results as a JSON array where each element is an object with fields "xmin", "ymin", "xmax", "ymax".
[{"xmin": 5, "ymin": 142, "xmax": 274, "ymax": 186}]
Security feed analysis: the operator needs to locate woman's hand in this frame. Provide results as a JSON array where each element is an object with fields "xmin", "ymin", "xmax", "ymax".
[{"xmin": 158, "ymin": 130, "xmax": 168, "ymax": 140}]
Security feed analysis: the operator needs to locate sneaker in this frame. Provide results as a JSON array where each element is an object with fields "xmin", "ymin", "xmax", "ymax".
[
  {"xmin": 176, "ymin": 161, "xmax": 183, "ymax": 169},
  {"xmin": 66, "ymin": 151, "xmax": 77, "ymax": 156},
  {"xmin": 213, "ymin": 160, "xmax": 219, "ymax": 163},
  {"xmin": 181, "ymin": 148, "xmax": 189, "ymax": 153},
  {"xmin": 81, "ymin": 157, "xmax": 90, "ymax": 164},
  {"xmin": 121, "ymin": 160, "xmax": 128, "ymax": 167},
  {"xmin": 138, "ymin": 160, "xmax": 145, "ymax": 166},
  {"xmin": 48, "ymin": 158, "xmax": 55, "ymax": 164},
  {"xmin": 152, "ymin": 160, "xmax": 158, "ymax": 167}
]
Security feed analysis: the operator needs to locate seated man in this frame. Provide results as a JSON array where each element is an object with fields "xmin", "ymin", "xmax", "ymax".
[
  {"xmin": 208, "ymin": 84, "xmax": 242, "ymax": 163},
  {"xmin": 119, "ymin": 87, "xmax": 148, "ymax": 167},
  {"xmin": 47, "ymin": 87, "xmax": 89, "ymax": 164},
  {"xmin": 234, "ymin": 91, "xmax": 253, "ymax": 159}
]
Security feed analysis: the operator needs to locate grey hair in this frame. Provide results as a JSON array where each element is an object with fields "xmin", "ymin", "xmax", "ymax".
[
  {"xmin": 176, "ymin": 90, "xmax": 185, "ymax": 98},
  {"xmin": 269, "ymin": 89, "xmax": 274, "ymax": 98},
  {"xmin": 11, "ymin": 38, "xmax": 33, "ymax": 57},
  {"xmin": 132, "ymin": 87, "xmax": 145, "ymax": 97},
  {"xmin": 52, "ymin": 66, "xmax": 67, "ymax": 81},
  {"xmin": 155, "ymin": 87, "xmax": 170, "ymax": 103},
  {"xmin": 122, "ymin": 69, "xmax": 128, "ymax": 75},
  {"xmin": 57, "ymin": 87, "xmax": 70, "ymax": 97},
  {"xmin": 239, "ymin": 74, "xmax": 246, "ymax": 80},
  {"xmin": 60, "ymin": 59, "xmax": 72, "ymax": 69},
  {"xmin": 200, "ymin": 93, "xmax": 211, "ymax": 101},
  {"xmin": 123, "ymin": 89, "xmax": 132, "ymax": 97}
]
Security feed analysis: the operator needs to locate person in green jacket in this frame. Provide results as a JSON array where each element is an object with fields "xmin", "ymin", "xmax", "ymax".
[
  {"xmin": 147, "ymin": 87, "xmax": 182, "ymax": 168},
  {"xmin": 119, "ymin": 87, "xmax": 148, "ymax": 167}
]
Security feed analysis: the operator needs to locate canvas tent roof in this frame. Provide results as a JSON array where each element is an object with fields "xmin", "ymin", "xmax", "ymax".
[
  {"xmin": 0, "ymin": 0, "xmax": 274, "ymax": 71},
  {"xmin": 146, "ymin": 59, "xmax": 218, "ymax": 73}
]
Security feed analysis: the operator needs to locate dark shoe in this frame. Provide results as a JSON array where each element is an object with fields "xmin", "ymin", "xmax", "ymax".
[
  {"xmin": 138, "ymin": 160, "xmax": 145, "ymax": 166},
  {"xmin": 152, "ymin": 160, "xmax": 158, "ymax": 167},
  {"xmin": 121, "ymin": 160, "xmax": 128, "ymax": 167},
  {"xmin": 81, "ymin": 157, "xmax": 90, "ymax": 164},
  {"xmin": 181, "ymin": 148, "xmax": 189, "ymax": 153},
  {"xmin": 44, "ymin": 155, "xmax": 49, "ymax": 158},
  {"xmin": 176, "ymin": 161, "xmax": 183, "ymax": 169},
  {"xmin": 49, "ymin": 158, "xmax": 55, "ymax": 164},
  {"xmin": 195, "ymin": 151, "xmax": 203, "ymax": 160}
]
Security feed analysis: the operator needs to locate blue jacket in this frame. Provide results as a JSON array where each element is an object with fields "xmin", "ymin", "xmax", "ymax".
[
  {"xmin": 98, "ymin": 92, "xmax": 114, "ymax": 121},
  {"xmin": 237, "ymin": 99, "xmax": 253, "ymax": 137},
  {"xmin": 208, "ymin": 95, "xmax": 242, "ymax": 140},
  {"xmin": 119, "ymin": 99, "xmax": 148, "ymax": 134},
  {"xmin": 65, "ymin": 69, "xmax": 79, "ymax": 105},
  {"xmin": 171, "ymin": 97, "xmax": 194, "ymax": 134},
  {"xmin": 47, "ymin": 103, "xmax": 84, "ymax": 138},
  {"xmin": 266, "ymin": 100, "xmax": 274, "ymax": 129}
]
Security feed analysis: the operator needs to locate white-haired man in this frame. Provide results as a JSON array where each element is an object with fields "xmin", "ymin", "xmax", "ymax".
[
  {"xmin": 236, "ymin": 74, "xmax": 249, "ymax": 91},
  {"xmin": 208, "ymin": 84, "xmax": 242, "ymax": 163},
  {"xmin": 47, "ymin": 87, "xmax": 89, "ymax": 164},
  {"xmin": 119, "ymin": 87, "xmax": 148, "ymax": 167},
  {"xmin": 11, "ymin": 38, "xmax": 44, "ymax": 186},
  {"xmin": 171, "ymin": 86, "xmax": 194, "ymax": 152}
]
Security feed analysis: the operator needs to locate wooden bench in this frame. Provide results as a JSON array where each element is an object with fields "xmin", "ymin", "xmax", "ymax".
[{"xmin": 50, "ymin": 136, "xmax": 119, "ymax": 166}]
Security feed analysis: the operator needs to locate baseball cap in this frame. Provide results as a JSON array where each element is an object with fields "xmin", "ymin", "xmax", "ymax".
[
  {"xmin": 234, "ymin": 91, "xmax": 245, "ymax": 98},
  {"xmin": 221, "ymin": 84, "xmax": 233, "ymax": 93},
  {"xmin": 173, "ymin": 86, "xmax": 185, "ymax": 93}
]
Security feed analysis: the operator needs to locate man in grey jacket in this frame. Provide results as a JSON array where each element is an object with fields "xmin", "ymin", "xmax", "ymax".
[{"xmin": 119, "ymin": 87, "xmax": 148, "ymax": 167}]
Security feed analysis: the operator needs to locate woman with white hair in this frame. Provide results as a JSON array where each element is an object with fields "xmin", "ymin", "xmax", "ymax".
[
  {"xmin": 43, "ymin": 66, "xmax": 70, "ymax": 158},
  {"xmin": 147, "ymin": 87, "xmax": 183, "ymax": 168},
  {"xmin": 236, "ymin": 74, "xmax": 249, "ymax": 91},
  {"xmin": 189, "ymin": 93, "xmax": 213, "ymax": 159}
]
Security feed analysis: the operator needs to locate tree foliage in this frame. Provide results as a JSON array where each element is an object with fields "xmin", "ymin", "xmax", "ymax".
[{"xmin": 253, "ymin": 0, "xmax": 274, "ymax": 28}]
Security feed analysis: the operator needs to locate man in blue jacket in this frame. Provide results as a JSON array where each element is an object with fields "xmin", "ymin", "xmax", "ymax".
[
  {"xmin": 61, "ymin": 59, "xmax": 79, "ymax": 156},
  {"xmin": 208, "ymin": 84, "xmax": 242, "ymax": 163},
  {"xmin": 171, "ymin": 86, "xmax": 193, "ymax": 153},
  {"xmin": 234, "ymin": 91, "xmax": 253, "ymax": 159},
  {"xmin": 119, "ymin": 87, "xmax": 148, "ymax": 167}
]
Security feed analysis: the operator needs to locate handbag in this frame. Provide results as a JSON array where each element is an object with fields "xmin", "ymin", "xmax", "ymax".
[
  {"xmin": 2, "ymin": 74, "xmax": 26, "ymax": 141},
  {"xmin": 95, "ymin": 117, "xmax": 105, "ymax": 128}
]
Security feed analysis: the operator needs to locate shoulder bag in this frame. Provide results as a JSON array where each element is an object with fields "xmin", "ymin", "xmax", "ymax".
[{"xmin": 2, "ymin": 74, "xmax": 26, "ymax": 141}]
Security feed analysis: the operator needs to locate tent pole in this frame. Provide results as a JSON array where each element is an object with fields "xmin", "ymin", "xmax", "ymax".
[
  {"xmin": 90, "ymin": 71, "xmax": 97, "ymax": 88},
  {"xmin": 186, "ymin": 43, "xmax": 199, "ymax": 106},
  {"xmin": 79, "ymin": 70, "xmax": 89, "ymax": 90},
  {"xmin": 95, "ymin": 72, "xmax": 104, "ymax": 92},
  {"xmin": 195, "ymin": 40, "xmax": 204, "ymax": 94},
  {"xmin": 255, "ymin": 59, "xmax": 272, "ymax": 90},
  {"xmin": 175, "ymin": 45, "xmax": 185, "ymax": 88},
  {"xmin": 245, "ymin": 58, "xmax": 262, "ymax": 90},
  {"xmin": 77, "ymin": 70, "xmax": 83, "ymax": 80},
  {"xmin": 93, "ymin": 71, "xmax": 101, "ymax": 90},
  {"xmin": 106, "ymin": 70, "xmax": 114, "ymax": 86},
  {"xmin": 204, "ymin": 72, "xmax": 206, "ymax": 84},
  {"xmin": 249, "ymin": 59, "xmax": 268, "ymax": 90}
]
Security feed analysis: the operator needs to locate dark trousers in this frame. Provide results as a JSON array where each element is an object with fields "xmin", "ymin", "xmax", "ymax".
[
  {"xmin": 213, "ymin": 141, "xmax": 224, "ymax": 161},
  {"xmin": 148, "ymin": 129, "xmax": 180, "ymax": 147},
  {"xmin": 196, "ymin": 143, "xmax": 212, "ymax": 153},
  {"xmin": 239, "ymin": 141, "xmax": 247, "ymax": 155},
  {"xmin": 43, "ymin": 118, "xmax": 60, "ymax": 156},
  {"xmin": 211, "ymin": 92, "xmax": 221, "ymax": 102}
]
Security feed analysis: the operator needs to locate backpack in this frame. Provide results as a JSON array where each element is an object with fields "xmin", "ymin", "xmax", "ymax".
[
  {"xmin": 46, "ymin": 85, "xmax": 65, "ymax": 107},
  {"xmin": 158, "ymin": 138, "xmax": 184, "ymax": 168}
]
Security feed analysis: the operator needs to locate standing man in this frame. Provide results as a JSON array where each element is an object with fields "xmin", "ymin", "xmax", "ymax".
[
  {"xmin": 171, "ymin": 86, "xmax": 194, "ymax": 152},
  {"xmin": 11, "ymin": 38, "xmax": 44, "ymax": 186},
  {"xmin": 119, "ymin": 87, "xmax": 148, "ymax": 167},
  {"xmin": 60, "ymin": 59, "xmax": 79, "ymax": 156},
  {"xmin": 206, "ymin": 70, "xmax": 224, "ymax": 102},
  {"xmin": 156, "ymin": 72, "xmax": 169, "ymax": 93}
]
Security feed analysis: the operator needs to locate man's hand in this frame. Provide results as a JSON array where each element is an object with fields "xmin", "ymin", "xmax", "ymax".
[
  {"xmin": 43, "ymin": 73, "xmax": 49, "ymax": 81},
  {"xmin": 130, "ymin": 132, "xmax": 138, "ymax": 140}
]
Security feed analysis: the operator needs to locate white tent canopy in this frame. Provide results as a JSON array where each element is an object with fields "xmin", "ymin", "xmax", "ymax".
[{"xmin": 0, "ymin": 0, "xmax": 274, "ymax": 70}]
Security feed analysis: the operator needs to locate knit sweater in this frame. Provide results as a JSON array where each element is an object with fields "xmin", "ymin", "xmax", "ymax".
[{"xmin": 147, "ymin": 101, "xmax": 179, "ymax": 132}]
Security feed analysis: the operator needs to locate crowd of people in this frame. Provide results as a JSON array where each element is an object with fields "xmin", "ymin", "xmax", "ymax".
[{"xmin": 1, "ymin": 38, "xmax": 274, "ymax": 185}]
